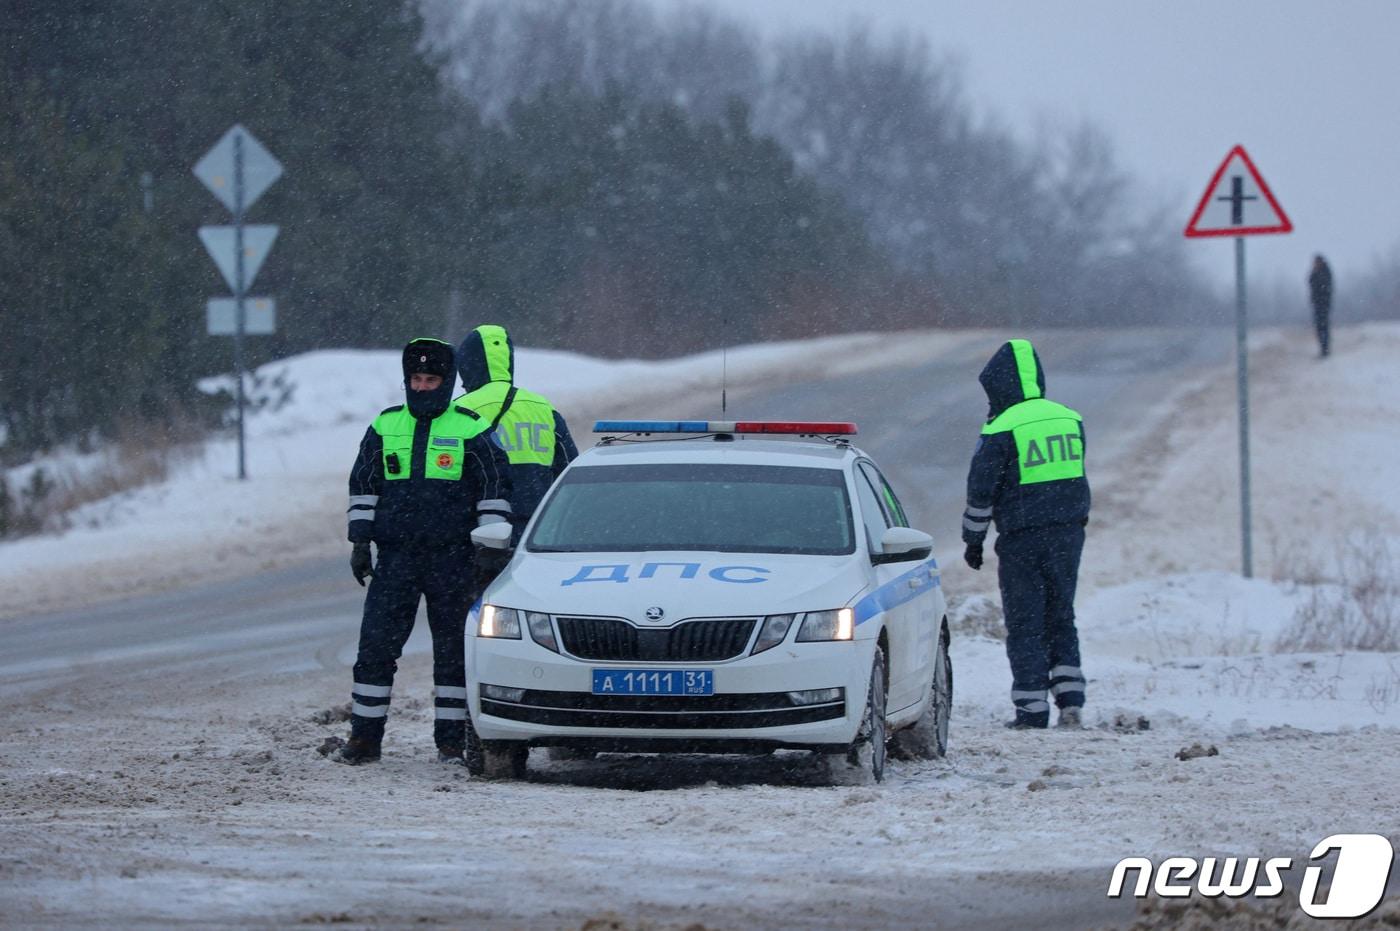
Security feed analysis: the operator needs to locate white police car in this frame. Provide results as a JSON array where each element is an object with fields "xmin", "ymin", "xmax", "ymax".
[{"xmin": 466, "ymin": 420, "xmax": 952, "ymax": 783}]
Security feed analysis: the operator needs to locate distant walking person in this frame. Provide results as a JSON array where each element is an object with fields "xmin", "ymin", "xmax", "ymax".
[
  {"xmin": 961, "ymin": 340, "xmax": 1090, "ymax": 729},
  {"xmin": 1309, "ymin": 254, "xmax": 1333, "ymax": 358}
]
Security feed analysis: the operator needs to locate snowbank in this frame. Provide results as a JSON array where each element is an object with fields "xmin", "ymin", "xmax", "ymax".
[
  {"xmin": 956, "ymin": 570, "xmax": 1400, "ymax": 738},
  {"xmin": 1082, "ymin": 320, "xmax": 1400, "ymax": 584}
]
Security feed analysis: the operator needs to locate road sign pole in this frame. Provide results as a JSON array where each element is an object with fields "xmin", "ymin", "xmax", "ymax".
[
  {"xmin": 1185, "ymin": 145, "xmax": 1289, "ymax": 579},
  {"xmin": 234, "ymin": 132, "xmax": 247, "ymax": 481},
  {"xmin": 194, "ymin": 123, "xmax": 283, "ymax": 480},
  {"xmin": 1234, "ymin": 236, "xmax": 1252, "ymax": 578}
]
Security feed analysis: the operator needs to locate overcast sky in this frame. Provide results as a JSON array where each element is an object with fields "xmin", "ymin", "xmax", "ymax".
[{"xmin": 659, "ymin": 0, "xmax": 1400, "ymax": 294}]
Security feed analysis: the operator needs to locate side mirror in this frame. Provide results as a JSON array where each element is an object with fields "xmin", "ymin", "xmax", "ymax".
[
  {"xmin": 471, "ymin": 521, "xmax": 514, "ymax": 551},
  {"xmin": 873, "ymin": 526, "xmax": 933, "ymax": 564}
]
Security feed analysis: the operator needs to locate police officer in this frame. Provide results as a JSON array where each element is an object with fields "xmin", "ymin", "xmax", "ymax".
[
  {"xmin": 961, "ymin": 339, "xmax": 1090, "ymax": 729},
  {"xmin": 336, "ymin": 337, "xmax": 512, "ymax": 765},
  {"xmin": 455, "ymin": 323, "xmax": 578, "ymax": 535}
]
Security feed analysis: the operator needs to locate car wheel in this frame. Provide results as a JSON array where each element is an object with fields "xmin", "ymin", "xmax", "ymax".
[
  {"xmin": 818, "ymin": 648, "xmax": 887, "ymax": 785},
  {"xmin": 933, "ymin": 624, "xmax": 953, "ymax": 754},
  {"xmin": 479, "ymin": 743, "xmax": 528, "ymax": 779},
  {"xmin": 889, "ymin": 622, "xmax": 953, "ymax": 760},
  {"xmin": 466, "ymin": 716, "xmax": 529, "ymax": 779}
]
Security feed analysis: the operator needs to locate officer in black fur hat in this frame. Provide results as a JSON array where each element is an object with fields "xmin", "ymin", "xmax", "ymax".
[{"xmin": 334, "ymin": 338, "xmax": 512, "ymax": 765}]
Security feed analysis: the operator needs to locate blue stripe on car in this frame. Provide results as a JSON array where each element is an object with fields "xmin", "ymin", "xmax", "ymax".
[{"xmin": 853, "ymin": 558, "xmax": 941, "ymax": 625}]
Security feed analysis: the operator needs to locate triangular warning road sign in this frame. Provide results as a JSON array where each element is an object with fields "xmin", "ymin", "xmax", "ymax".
[{"xmin": 1185, "ymin": 145, "xmax": 1292, "ymax": 238}]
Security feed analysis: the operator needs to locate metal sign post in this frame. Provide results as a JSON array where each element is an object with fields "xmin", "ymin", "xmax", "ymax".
[
  {"xmin": 234, "ymin": 131, "xmax": 247, "ymax": 480},
  {"xmin": 1184, "ymin": 145, "xmax": 1292, "ymax": 578},
  {"xmin": 1233, "ymin": 236, "xmax": 1252, "ymax": 577},
  {"xmin": 194, "ymin": 124, "xmax": 284, "ymax": 480}
]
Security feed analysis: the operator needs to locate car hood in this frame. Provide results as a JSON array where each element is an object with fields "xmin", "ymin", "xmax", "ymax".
[{"xmin": 486, "ymin": 550, "xmax": 870, "ymax": 622}]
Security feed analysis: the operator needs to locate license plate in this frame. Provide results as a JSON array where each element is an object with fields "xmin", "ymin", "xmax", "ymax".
[{"xmin": 592, "ymin": 668, "xmax": 714, "ymax": 696}]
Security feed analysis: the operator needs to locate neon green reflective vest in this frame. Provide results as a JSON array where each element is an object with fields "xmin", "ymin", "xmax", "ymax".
[
  {"xmin": 982, "ymin": 398, "xmax": 1085, "ymax": 485},
  {"xmin": 456, "ymin": 382, "xmax": 556, "ymax": 467},
  {"xmin": 372, "ymin": 404, "xmax": 490, "ymax": 481},
  {"xmin": 455, "ymin": 324, "xmax": 559, "ymax": 468}
]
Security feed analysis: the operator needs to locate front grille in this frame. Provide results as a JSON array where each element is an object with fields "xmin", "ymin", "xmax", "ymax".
[
  {"xmin": 555, "ymin": 616, "xmax": 637, "ymax": 660},
  {"xmin": 556, "ymin": 616, "xmax": 758, "ymax": 662},
  {"xmin": 480, "ymin": 687, "xmax": 845, "ymax": 730}
]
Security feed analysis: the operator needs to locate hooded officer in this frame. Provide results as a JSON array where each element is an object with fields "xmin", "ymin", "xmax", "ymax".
[
  {"xmin": 455, "ymin": 324, "xmax": 578, "ymax": 555},
  {"xmin": 961, "ymin": 339, "xmax": 1090, "ymax": 729},
  {"xmin": 336, "ymin": 337, "xmax": 513, "ymax": 765}
]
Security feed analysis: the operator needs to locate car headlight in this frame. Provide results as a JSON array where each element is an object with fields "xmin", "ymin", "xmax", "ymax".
[
  {"xmin": 525, "ymin": 611, "xmax": 559, "ymax": 653},
  {"xmin": 478, "ymin": 604, "xmax": 521, "ymax": 639},
  {"xmin": 752, "ymin": 613, "xmax": 796, "ymax": 655},
  {"xmin": 795, "ymin": 608, "xmax": 855, "ymax": 642}
]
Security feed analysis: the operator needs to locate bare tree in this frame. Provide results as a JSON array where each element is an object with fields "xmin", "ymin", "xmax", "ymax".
[
  {"xmin": 419, "ymin": 0, "xmax": 1221, "ymax": 329},
  {"xmin": 419, "ymin": 0, "xmax": 760, "ymax": 123}
]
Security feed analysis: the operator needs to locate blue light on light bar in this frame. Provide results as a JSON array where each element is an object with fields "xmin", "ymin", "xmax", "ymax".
[
  {"xmin": 593, "ymin": 420, "xmax": 714, "ymax": 433},
  {"xmin": 592, "ymin": 420, "xmax": 858, "ymax": 435}
]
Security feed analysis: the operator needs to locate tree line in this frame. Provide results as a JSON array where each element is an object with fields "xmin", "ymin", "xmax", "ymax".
[{"xmin": 1, "ymin": 0, "xmax": 1218, "ymax": 466}]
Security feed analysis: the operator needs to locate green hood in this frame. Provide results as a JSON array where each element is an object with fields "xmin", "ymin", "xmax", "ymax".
[{"xmin": 456, "ymin": 324, "xmax": 515, "ymax": 391}]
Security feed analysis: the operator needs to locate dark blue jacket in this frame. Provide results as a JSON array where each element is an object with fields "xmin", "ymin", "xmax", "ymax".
[
  {"xmin": 347, "ymin": 401, "xmax": 512, "ymax": 549},
  {"xmin": 962, "ymin": 341, "xmax": 1090, "ymax": 544}
]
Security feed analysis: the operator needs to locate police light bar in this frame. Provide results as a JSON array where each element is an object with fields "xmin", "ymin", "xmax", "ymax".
[{"xmin": 593, "ymin": 420, "xmax": 858, "ymax": 435}]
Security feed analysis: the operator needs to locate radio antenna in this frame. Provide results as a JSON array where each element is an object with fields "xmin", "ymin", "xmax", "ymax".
[{"xmin": 721, "ymin": 342, "xmax": 728, "ymax": 416}]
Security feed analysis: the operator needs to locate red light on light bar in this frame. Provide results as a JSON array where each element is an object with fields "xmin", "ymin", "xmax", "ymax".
[{"xmin": 732, "ymin": 421, "xmax": 858, "ymax": 435}]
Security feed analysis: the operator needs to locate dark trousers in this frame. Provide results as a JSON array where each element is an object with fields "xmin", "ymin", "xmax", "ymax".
[
  {"xmin": 1313, "ymin": 303, "xmax": 1331, "ymax": 356},
  {"xmin": 996, "ymin": 525, "xmax": 1087, "ymax": 725},
  {"xmin": 349, "ymin": 544, "xmax": 473, "ymax": 751}
]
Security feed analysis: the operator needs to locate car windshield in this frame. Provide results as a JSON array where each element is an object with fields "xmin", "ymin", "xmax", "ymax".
[{"xmin": 526, "ymin": 463, "xmax": 855, "ymax": 555}]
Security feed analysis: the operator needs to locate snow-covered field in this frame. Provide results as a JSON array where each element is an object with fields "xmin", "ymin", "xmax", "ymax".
[{"xmin": 2, "ymin": 323, "xmax": 1399, "ymax": 928}]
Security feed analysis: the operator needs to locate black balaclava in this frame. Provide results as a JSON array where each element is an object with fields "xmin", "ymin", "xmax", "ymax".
[{"xmin": 402, "ymin": 337, "xmax": 455, "ymax": 419}]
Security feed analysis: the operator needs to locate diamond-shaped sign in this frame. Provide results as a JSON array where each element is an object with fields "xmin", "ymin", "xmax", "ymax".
[
  {"xmin": 193, "ymin": 124, "xmax": 283, "ymax": 214},
  {"xmin": 207, "ymin": 298, "xmax": 276, "ymax": 335},
  {"xmin": 198, "ymin": 225, "xmax": 279, "ymax": 292}
]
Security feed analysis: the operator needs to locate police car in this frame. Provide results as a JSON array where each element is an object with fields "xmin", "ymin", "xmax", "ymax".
[{"xmin": 466, "ymin": 420, "xmax": 952, "ymax": 783}]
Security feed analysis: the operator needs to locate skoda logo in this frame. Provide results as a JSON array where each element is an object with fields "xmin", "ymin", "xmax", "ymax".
[{"xmin": 644, "ymin": 606, "xmax": 665, "ymax": 622}]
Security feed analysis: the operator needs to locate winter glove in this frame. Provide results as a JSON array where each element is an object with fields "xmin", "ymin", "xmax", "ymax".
[
  {"xmin": 963, "ymin": 543, "xmax": 983, "ymax": 571},
  {"xmin": 473, "ymin": 546, "xmax": 511, "ymax": 597},
  {"xmin": 351, "ymin": 542, "xmax": 374, "ymax": 586}
]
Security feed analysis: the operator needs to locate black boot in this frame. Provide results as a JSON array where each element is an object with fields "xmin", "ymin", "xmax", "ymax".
[{"xmin": 330, "ymin": 736, "xmax": 381, "ymax": 765}]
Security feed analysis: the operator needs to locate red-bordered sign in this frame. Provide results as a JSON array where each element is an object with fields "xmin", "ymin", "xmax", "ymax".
[{"xmin": 1184, "ymin": 145, "xmax": 1292, "ymax": 238}]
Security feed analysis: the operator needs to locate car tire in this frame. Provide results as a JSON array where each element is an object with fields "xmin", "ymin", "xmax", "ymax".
[
  {"xmin": 465, "ymin": 716, "xmax": 529, "ymax": 779},
  {"xmin": 889, "ymin": 621, "xmax": 953, "ymax": 760},
  {"xmin": 818, "ymin": 647, "xmax": 887, "ymax": 785}
]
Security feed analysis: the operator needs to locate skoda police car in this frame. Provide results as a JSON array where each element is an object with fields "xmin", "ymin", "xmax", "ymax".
[{"xmin": 466, "ymin": 420, "xmax": 952, "ymax": 783}]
